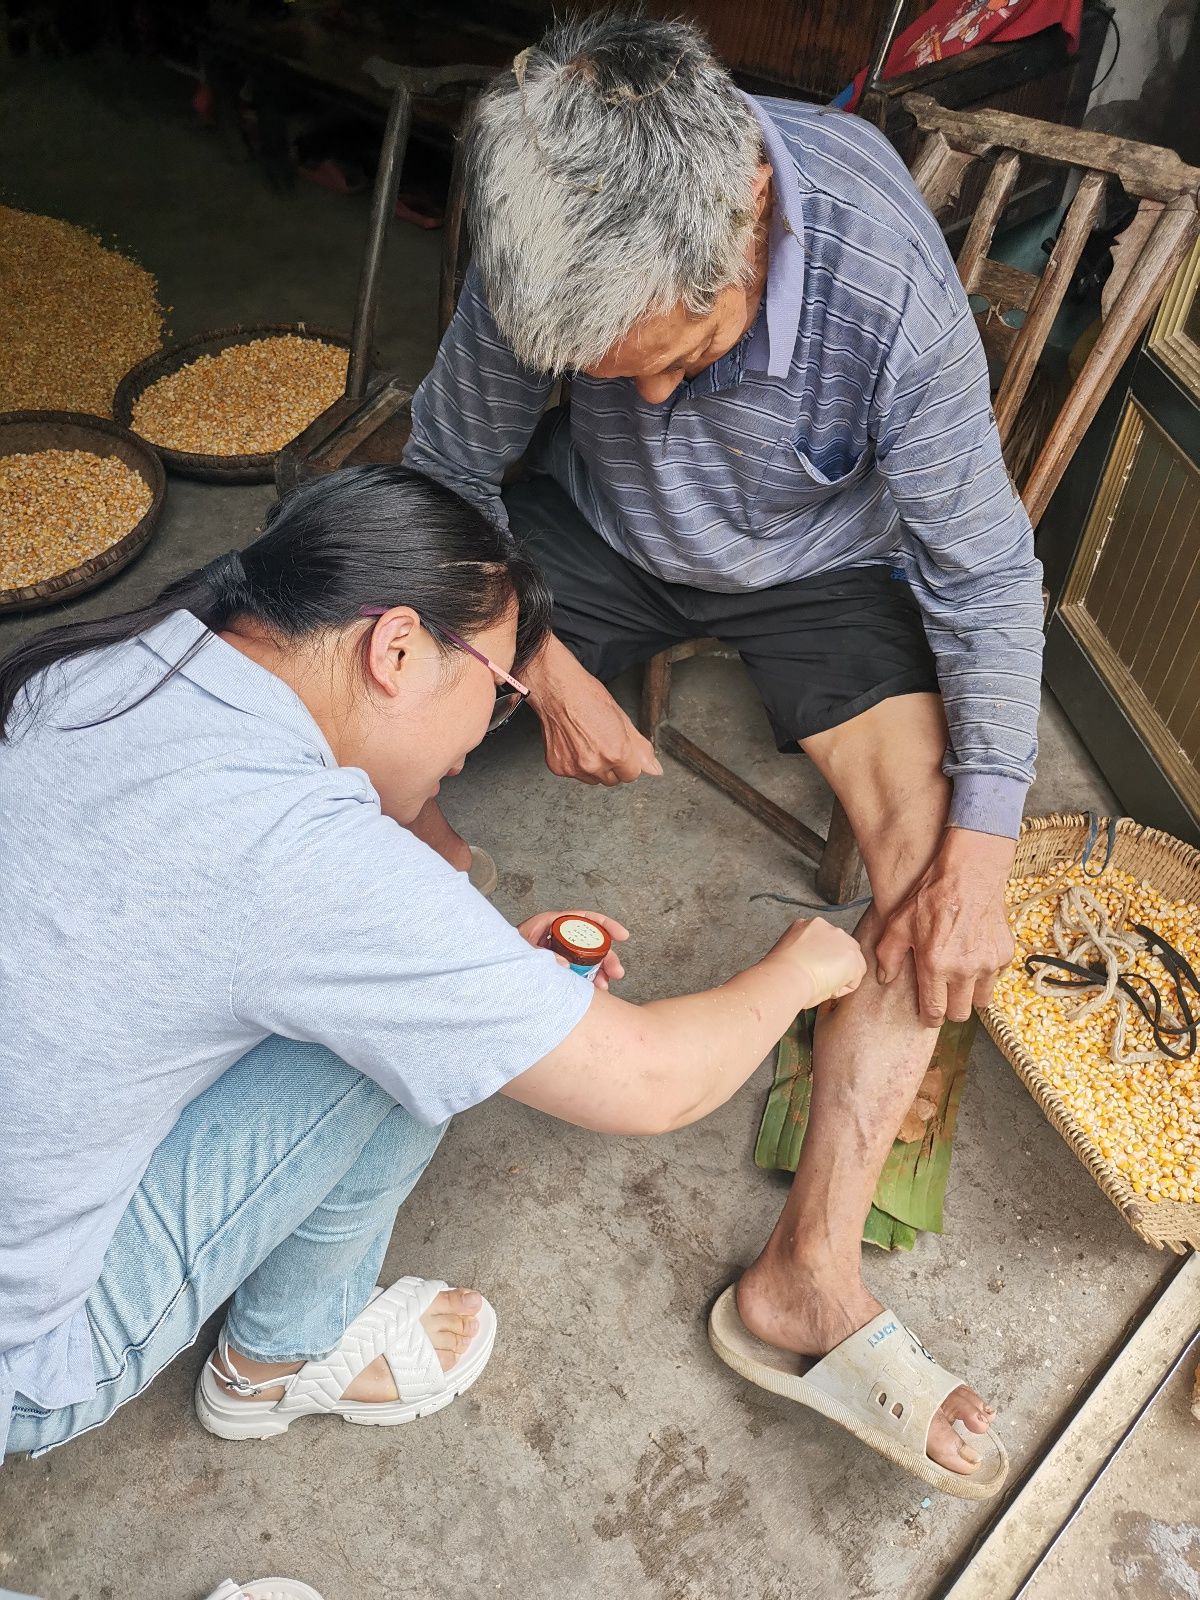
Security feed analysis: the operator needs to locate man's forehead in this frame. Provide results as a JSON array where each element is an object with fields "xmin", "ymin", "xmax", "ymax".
[{"xmin": 587, "ymin": 304, "xmax": 700, "ymax": 377}]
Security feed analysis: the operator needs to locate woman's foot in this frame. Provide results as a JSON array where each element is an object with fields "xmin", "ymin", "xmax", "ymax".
[
  {"xmin": 736, "ymin": 1260, "xmax": 996, "ymax": 1475},
  {"xmin": 216, "ymin": 1287, "xmax": 483, "ymax": 1404}
]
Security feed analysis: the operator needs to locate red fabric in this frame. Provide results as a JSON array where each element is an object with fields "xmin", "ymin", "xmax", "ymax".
[{"xmin": 841, "ymin": 0, "xmax": 1083, "ymax": 112}]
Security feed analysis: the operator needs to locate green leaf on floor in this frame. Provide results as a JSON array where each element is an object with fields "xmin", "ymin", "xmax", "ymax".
[{"xmin": 754, "ymin": 1008, "xmax": 976, "ymax": 1251}]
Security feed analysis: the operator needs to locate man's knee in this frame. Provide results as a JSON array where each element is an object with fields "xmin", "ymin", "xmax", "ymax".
[{"xmin": 805, "ymin": 693, "xmax": 951, "ymax": 907}]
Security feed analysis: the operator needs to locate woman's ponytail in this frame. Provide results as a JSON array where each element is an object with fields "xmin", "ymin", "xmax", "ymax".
[{"xmin": 0, "ymin": 465, "xmax": 552, "ymax": 739}]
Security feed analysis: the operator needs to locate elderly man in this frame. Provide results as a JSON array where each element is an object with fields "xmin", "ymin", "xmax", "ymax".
[{"xmin": 404, "ymin": 13, "xmax": 1039, "ymax": 1487}]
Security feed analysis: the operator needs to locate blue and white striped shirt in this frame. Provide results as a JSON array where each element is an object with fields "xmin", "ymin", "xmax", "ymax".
[{"xmin": 404, "ymin": 95, "xmax": 1044, "ymax": 838}]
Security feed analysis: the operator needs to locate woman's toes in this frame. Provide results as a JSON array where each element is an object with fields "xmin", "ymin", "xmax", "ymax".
[
  {"xmin": 426, "ymin": 1312, "xmax": 480, "ymax": 1339},
  {"xmin": 419, "ymin": 1288, "xmax": 485, "ymax": 1374},
  {"xmin": 926, "ymin": 1412, "xmax": 982, "ymax": 1474},
  {"xmin": 441, "ymin": 1288, "xmax": 483, "ymax": 1314},
  {"xmin": 941, "ymin": 1384, "xmax": 995, "ymax": 1435}
]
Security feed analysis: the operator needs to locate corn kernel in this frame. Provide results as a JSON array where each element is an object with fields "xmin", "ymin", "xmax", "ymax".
[
  {"xmin": 0, "ymin": 449, "xmax": 152, "ymax": 589},
  {"xmin": 994, "ymin": 865, "xmax": 1200, "ymax": 1205},
  {"xmin": 131, "ymin": 336, "xmax": 347, "ymax": 457}
]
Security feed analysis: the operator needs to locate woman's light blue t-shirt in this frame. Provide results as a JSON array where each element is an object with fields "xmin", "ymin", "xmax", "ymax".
[{"xmin": 0, "ymin": 611, "xmax": 593, "ymax": 1450}]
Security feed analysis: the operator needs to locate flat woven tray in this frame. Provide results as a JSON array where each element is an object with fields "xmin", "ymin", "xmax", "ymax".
[
  {"xmin": 0, "ymin": 410, "xmax": 166, "ymax": 613},
  {"xmin": 982, "ymin": 812, "xmax": 1200, "ymax": 1253},
  {"xmin": 113, "ymin": 323, "xmax": 349, "ymax": 484}
]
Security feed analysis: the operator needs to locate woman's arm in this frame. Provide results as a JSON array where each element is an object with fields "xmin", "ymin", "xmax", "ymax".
[{"xmin": 502, "ymin": 917, "xmax": 865, "ymax": 1135}]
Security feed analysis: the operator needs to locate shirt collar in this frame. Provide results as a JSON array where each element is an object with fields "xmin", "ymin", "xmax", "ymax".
[
  {"xmin": 139, "ymin": 610, "xmax": 338, "ymax": 768},
  {"xmin": 738, "ymin": 93, "xmax": 806, "ymax": 379}
]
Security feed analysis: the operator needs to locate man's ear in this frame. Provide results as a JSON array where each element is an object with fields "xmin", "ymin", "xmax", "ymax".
[
  {"xmin": 362, "ymin": 606, "xmax": 421, "ymax": 698},
  {"xmin": 750, "ymin": 162, "xmax": 773, "ymax": 219}
]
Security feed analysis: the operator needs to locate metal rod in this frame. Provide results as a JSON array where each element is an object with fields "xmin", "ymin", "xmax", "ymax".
[
  {"xmin": 865, "ymin": 0, "xmax": 908, "ymax": 93},
  {"xmin": 346, "ymin": 81, "xmax": 413, "ymax": 402}
]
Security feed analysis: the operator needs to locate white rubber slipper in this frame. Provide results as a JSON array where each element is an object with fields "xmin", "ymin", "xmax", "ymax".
[
  {"xmin": 709, "ymin": 1285, "xmax": 1008, "ymax": 1500},
  {"xmin": 195, "ymin": 1277, "xmax": 496, "ymax": 1442},
  {"xmin": 205, "ymin": 1581, "xmax": 324, "ymax": 1600}
]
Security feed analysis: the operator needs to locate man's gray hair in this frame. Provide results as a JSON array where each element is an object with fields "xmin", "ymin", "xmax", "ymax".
[{"xmin": 464, "ymin": 12, "xmax": 764, "ymax": 375}]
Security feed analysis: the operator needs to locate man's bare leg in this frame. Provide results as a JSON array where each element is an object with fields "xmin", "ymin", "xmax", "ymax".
[
  {"xmin": 737, "ymin": 693, "xmax": 996, "ymax": 1474},
  {"xmin": 407, "ymin": 798, "xmax": 472, "ymax": 872}
]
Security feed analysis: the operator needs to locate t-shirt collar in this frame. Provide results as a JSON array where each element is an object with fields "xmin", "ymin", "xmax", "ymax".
[
  {"xmin": 139, "ymin": 610, "xmax": 339, "ymax": 768},
  {"xmin": 738, "ymin": 93, "xmax": 806, "ymax": 380}
]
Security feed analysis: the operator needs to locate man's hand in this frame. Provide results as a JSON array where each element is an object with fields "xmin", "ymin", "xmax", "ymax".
[
  {"xmin": 517, "ymin": 909, "xmax": 629, "ymax": 990},
  {"xmin": 524, "ymin": 635, "xmax": 663, "ymax": 786},
  {"xmin": 875, "ymin": 828, "xmax": 1016, "ymax": 1026}
]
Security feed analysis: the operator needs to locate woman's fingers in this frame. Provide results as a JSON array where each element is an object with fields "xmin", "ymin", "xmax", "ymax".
[
  {"xmin": 517, "ymin": 910, "xmax": 631, "ymax": 945},
  {"xmin": 593, "ymin": 949, "xmax": 625, "ymax": 990},
  {"xmin": 565, "ymin": 910, "xmax": 630, "ymax": 941}
]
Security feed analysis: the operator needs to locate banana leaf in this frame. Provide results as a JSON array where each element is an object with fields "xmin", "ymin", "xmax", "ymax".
[{"xmin": 754, "ymin": 1008, "xmax": 977, "ymax": 1251}]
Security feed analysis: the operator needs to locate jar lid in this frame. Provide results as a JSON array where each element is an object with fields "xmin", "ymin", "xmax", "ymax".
[{"xmin": 548, "ymin": 914, "xmax": 612, "ymax": 966}]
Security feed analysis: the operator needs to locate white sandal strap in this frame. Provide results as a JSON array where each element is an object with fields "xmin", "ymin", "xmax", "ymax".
[
  {"xmin": 207, "ymin": 1336, "xmax": 300, "ymax": 1401},
  {"xmin": 274, "ymin": 1276, "xmax": 449, "ymax": 1417},
  {"xmin": 804, "ymin": 1309, "xmax": 964, "ymax": 1455},
  {"xmin": 205, "ymin": 1582, "xmax": 325, "ymax": 1600}
]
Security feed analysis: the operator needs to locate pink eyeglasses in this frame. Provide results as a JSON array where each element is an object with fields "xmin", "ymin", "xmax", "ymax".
[{"xmin": 360, "ymin": 607, "xmax": 530, "ymax": 734}]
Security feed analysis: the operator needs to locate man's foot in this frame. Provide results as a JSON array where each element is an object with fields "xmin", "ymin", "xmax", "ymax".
[
  {"xmin": 216, "ymin": 1288, "xmax": 483, "ymax": 1403},
  {"xmin": 736, "ymin": 1263, "xmax": 995, "ymax": 1475}
]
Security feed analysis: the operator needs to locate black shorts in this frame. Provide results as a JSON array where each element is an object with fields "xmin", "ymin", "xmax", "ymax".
[{"xmin": 504, "ymin": 474, "xmax": 939, "ymax": 751}]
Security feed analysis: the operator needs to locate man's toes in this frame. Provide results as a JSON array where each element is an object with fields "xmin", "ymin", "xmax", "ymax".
[
  {"xmin": 941, "ymin": 1384, "xmax": 996, "ymax": 1435},
  {"xmin": 926, "ymin": 1412, "xmax": 982, "ymax": 1474}
]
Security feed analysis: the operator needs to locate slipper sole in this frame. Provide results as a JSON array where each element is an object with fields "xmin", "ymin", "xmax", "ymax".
[{"xmin": 708, "ymin": 1287, "xmax": 1008, "ymax": 1500}]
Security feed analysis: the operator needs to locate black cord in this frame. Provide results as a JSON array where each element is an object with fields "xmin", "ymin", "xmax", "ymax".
[{"xmin": 1092, "ymin": 10, "xmax": 1121, "ymax": 94}]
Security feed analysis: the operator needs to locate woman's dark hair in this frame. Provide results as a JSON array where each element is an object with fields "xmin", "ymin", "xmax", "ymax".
[{"xmin": 0, "ymin": 465, "xmax": 552, "ymax": 738}]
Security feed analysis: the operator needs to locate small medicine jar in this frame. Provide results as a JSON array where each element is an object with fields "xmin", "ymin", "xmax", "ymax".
[{"xmin": 547, "ymin": 914, "xmax": 612, "ymax": 981}]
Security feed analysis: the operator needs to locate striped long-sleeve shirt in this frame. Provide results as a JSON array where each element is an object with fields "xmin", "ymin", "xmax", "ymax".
[{"xmin": 404, "ymin": 94, "xmax": 1044, "ymax": 839}]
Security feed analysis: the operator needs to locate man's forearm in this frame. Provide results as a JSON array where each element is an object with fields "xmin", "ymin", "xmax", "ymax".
[
  {"xmin": 521, "ymin": 632, "xmax": 575, "ymax": 704},
  {"xmin": 400, "ymin": 425, "xmax": 509, "ymax": 532},
  {"xmin": 926, "ymin": 564, "xmax": 1043, "ymax": 842}
]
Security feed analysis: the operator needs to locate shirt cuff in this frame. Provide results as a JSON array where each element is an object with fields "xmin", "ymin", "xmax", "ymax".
[{"xmin": 948, "ymin": 772, "xmax": 1030, "ymax": 839}]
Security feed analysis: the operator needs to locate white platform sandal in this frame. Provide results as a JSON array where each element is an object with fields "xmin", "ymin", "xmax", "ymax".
[
  {"xmin": 195, "ymin": 1277, "xmax": 496, "ymax": 1441},
  {"xmin": 205, "ymin": 1580, "xmax": 324, "ymax": 1600}
]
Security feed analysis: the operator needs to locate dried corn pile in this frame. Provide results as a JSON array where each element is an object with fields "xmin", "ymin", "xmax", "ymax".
[
  {"xmin": 131, "ymin": 336, "xmax": 347, "ymax": 457},
  {"xmin": 0, "ymin": 450, "xmax": 152, "ymax": 590},
  {"xmin": 0, "ymin": 206, "xmax": 162, "ymax": 417},
  {"xmin": 994, "ymin": 865, "xmax": 1200, "ymax": 1205}
]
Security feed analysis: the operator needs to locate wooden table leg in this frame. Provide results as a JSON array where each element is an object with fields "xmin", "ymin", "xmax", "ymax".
[
  {"xmin": 816, "ymin": 797, "xmax": 869, "ymax": 906},
  {"xmin": 640, "ymin": 652, "xmax": 672, "ymax": 743}
]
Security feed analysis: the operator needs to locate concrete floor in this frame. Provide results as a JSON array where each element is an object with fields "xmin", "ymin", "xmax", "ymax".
[
  {"xmin": 1025, "ymin": 1355, "xmax": 1200, "ymax": 1600},
  {"xmin": 0, "ymin": 49, "xmax": 1192, "ymax": 1600}
]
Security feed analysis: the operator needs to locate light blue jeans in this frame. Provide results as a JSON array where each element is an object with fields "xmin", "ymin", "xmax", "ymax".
[{"xmin": 7, "ymin": 1037, "xmax": 446, "ymax": 1455}]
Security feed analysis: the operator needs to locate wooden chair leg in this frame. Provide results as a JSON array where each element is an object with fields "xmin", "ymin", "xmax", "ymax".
[
  {"xmin": 816, "ymin": 797, "xmax": 869, "ymax": 906},
  {"xmin": 640, "ymin": 650, "xmax": 672, "ymax": 743}
]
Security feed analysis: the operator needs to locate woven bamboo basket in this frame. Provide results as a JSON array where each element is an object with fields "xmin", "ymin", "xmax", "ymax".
[
  {"xmin": 982, "ymin": 812, "xmax": 1200, "ymax": 1253},
  {"xmin": 113, "ymin": 324, "xmax": 349, "ymax": 484},
  {"xmin": 0, "ymin": 411, "xmax": 166, "ymax": 613}
]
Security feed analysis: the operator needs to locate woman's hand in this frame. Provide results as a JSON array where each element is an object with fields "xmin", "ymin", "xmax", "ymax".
[
  {"xmin": 769, "ymin": 916, "xmax": 867, "ymax": 1005},
  {"xmin": 517, "ymin": 910, "xmax": 630, "ymax": 990}
]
